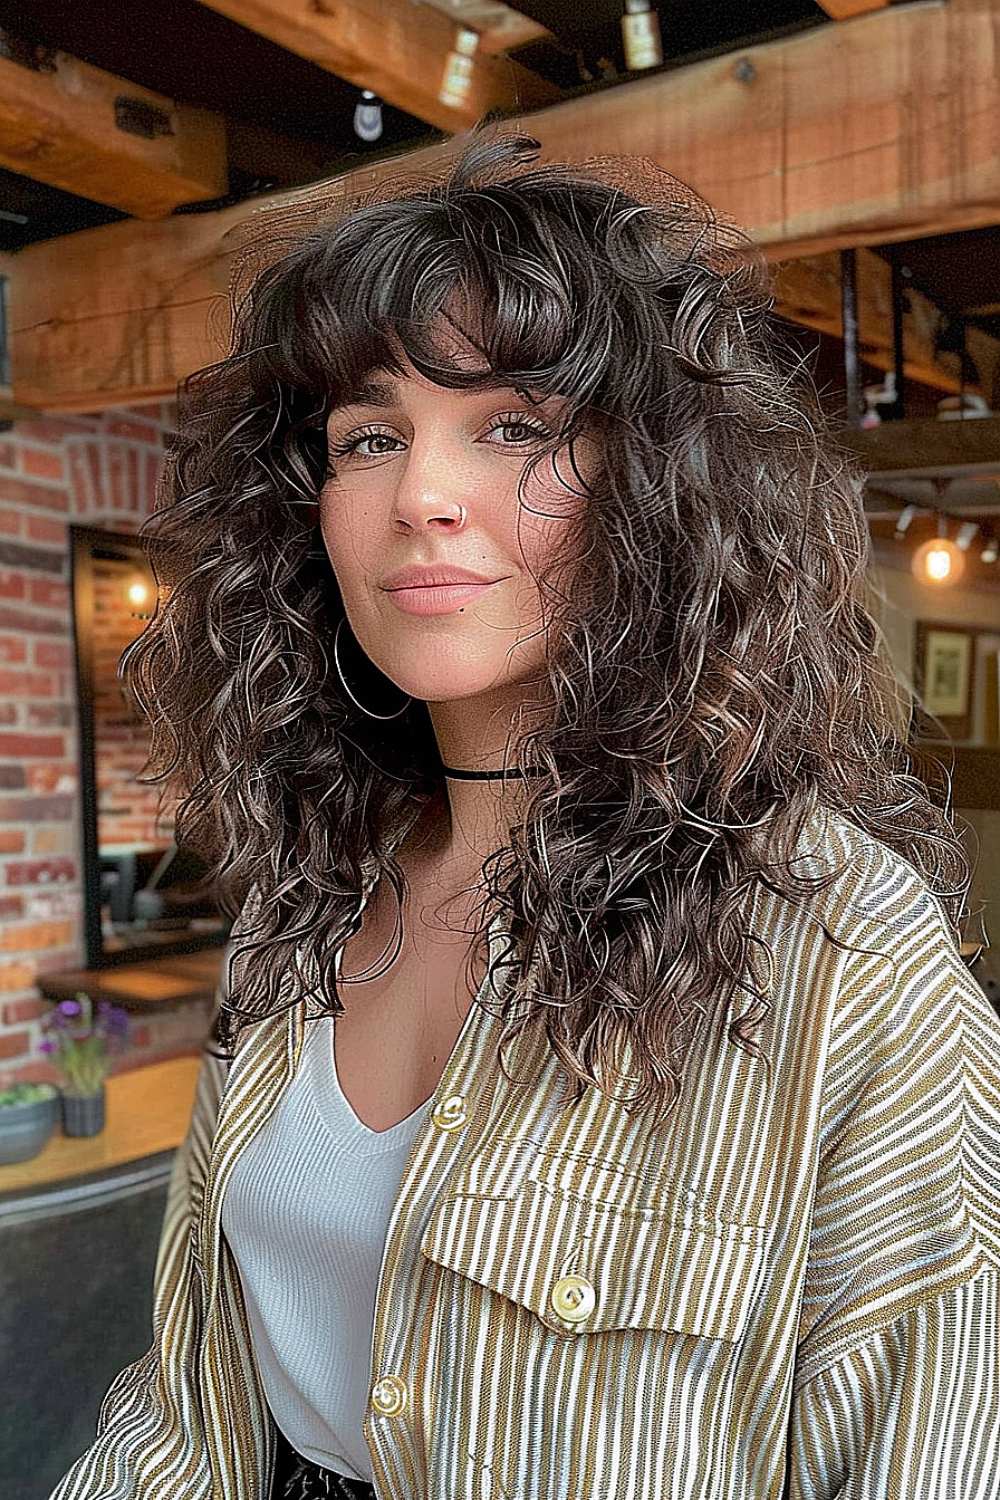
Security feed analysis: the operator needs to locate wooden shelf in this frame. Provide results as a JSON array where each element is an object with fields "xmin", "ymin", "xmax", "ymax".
[{"xmin": 36, "ymin": 948, "xmax": 224, "ymax": 1013}]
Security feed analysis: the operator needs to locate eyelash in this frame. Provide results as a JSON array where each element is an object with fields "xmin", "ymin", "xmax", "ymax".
[
  {"xmin": 326, "ymin": 411, "xmax": 554, "ymax": 464},
  {"xmin": 327, "ymin": 425, "xmax": 400, "ymax": 459}
]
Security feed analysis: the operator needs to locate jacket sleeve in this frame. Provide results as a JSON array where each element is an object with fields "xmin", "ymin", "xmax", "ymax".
[
  {"xmin": 48, "ymin": 1034, "xmax": 230, "ymax": 1500},
  {"xmin": 785, "ymin": 904, "xmax": 1000, "ymax": 1500}
]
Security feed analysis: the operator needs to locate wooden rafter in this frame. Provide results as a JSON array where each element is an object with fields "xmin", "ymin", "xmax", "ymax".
[
  {"xmin": 10, "ymin": 0, "xmax": 1000, "ymax": 409},
  {"xmin": 192, "ymin": 0, "xmax": 558, "ymax": 132},
  {"xmin": 775, "ymin": 250, "xmax": 1000, "ymax": 404},
  {"xmin": 0, "ymin": 50, "xmax": 227, "ymax": 220},
  {"xmin": 419, "ymin": 0, "xmax": 549, "ymax": 57}
]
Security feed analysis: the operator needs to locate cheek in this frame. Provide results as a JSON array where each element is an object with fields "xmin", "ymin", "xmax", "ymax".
[{"xmin": 319, "ymin": 495, "xmax": 372, "ymax": 597}]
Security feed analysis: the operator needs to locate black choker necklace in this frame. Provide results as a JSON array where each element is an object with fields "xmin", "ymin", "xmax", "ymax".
[{"xmin": 440, "ymin": 764, "xmax": 545, "ymax": 782}]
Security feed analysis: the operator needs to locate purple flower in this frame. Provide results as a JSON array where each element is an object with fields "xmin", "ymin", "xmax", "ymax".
[
  {"xmin": 58, "ymin": 999, "xmax": 82, "ymax": 1017},
  {"xmin": 38, "ymin": 1038, "xmax": 57, "ymax": 1054}
]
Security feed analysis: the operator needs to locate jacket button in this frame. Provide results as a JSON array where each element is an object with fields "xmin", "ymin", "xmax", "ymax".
[
  {"xmin": 370, "ymin": 1374, "xmax": 408, "ymax": 1417},
  {"xmin": 550, "ymin": 1275, "xmax": 596, "ymax": 1325},
  {"xmin": 431, "ymin": 1093, "xmax": 470, "ymax": 1132}
]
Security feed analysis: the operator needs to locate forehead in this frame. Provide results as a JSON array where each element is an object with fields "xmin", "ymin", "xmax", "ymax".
[{"xmin": 326, "ymin": 360, "xmax": 556, "ymax": 417}]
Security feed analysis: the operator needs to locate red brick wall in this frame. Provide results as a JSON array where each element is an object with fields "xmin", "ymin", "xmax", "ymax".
[{"xmin": 0, "ymin": 405, "xmax": 212, "ymax": 1084}]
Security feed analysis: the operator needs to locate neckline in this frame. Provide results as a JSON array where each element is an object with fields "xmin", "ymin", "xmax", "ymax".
[{"xmin": 310, "ymin": 1017, "xmax": 431, "ymax": 1141}]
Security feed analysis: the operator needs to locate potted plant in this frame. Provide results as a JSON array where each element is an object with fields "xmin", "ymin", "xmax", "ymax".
[
  {"xmin": 0, "ymin": 1081, "xmax": 61, "ymax": 1165},
  {"xmin": 40, "ymin": 994, "xmax": 130, "ymax": 1137}
]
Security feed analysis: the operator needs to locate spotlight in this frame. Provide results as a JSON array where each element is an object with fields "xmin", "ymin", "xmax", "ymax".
[
  {"xmin": 982, "ymin": 535, "xmax": 999, "ymax": 565},
  {"xmin": 353, "ymin": 90, "xmax": 383, "ymax": 142},
  {"xmin": 894, "ymin": 503, "xmax": 917, "ymax": 537},
  {"xmin": 956, "ymin": 520, "xmax": 980, "ymax": 552},
  {"xmin": 622, "ymin": 2, "xmax": 663, "ymax": 71}
]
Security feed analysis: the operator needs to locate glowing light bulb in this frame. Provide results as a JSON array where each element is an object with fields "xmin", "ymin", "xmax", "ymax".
[
  {"xmin": 127, "ymin": 580, "xmax": 149, "ymax": 608},
  {"xmin": 927, "ymin": 545, "xmax": 952, "ymax": 581},
  {"xmin": 911, "ymin": 536, "xmax": 964, "ymax": 586}
]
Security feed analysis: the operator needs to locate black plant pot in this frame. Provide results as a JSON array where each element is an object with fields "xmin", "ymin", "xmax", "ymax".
[{"xmin": 62, "ymin": 1088, "xmax": 106, "ymax": 1138}]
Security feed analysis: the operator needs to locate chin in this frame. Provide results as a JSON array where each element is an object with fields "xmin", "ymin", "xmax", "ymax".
[{"xmin": 376, "ymin": 651, "xmax": 543, "ymax": 708}]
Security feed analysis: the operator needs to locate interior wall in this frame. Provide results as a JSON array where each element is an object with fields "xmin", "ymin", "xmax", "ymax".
[
  {"xmin": 0, "ymin": 406, "xmax": 211, "ymax": 1087},
  {"xmin": 871, "ymin": 552, "xmax": 1000, "ymax": 953}
]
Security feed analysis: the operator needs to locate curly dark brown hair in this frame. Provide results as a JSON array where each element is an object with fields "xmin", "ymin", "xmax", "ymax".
[{"xmin": 126, "ymin": 132, "xmax": 967, "ymax": 1111}]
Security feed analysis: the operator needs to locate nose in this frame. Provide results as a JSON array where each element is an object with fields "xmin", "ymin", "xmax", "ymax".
[{"xmin": 391, "ymin": 437, "xmax": 467, "ymax": 533}]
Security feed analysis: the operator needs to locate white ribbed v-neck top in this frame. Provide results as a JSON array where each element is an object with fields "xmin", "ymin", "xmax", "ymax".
[{"xmin": 222, "ymin": 1014, "xmax": 427, "ymax": 1483}]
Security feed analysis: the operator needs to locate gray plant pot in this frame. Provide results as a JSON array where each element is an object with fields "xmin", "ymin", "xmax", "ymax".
[
  {"xmin": 61, "ymin": 1089, "xmax": 106, "ymax": 1138},
  {"xmin": 0, "ymin": 1092, "xmax": 60, "ymax": 1166}
]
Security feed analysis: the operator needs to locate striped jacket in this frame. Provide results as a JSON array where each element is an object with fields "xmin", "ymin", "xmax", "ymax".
[{"xmin": 53, "ymin": 817, "xmax": 1000, "ymax": 1500}]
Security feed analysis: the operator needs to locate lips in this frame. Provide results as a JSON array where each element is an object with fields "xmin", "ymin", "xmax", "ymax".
[{"xmin": 382, "ymin": 564, "xmax": 500, "ymax": 617}]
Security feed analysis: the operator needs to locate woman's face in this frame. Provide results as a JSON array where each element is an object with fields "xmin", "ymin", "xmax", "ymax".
[{"xmin": 319, "ymin": 363, "xmax": 589, "ymax": 708}]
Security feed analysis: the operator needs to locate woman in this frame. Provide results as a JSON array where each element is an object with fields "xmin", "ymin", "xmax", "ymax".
[{"xmin": 53, "ymin": 134, "xmax": 999, "ymax": 1500}]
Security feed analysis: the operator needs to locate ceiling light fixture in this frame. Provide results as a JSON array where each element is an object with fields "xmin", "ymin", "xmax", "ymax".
[
  {"xmin": 981, "ymin": 535, "xmax": 999, "ymax": 565},
  {"xmin": 622, "ymin": 2, "xmax": 663, "ymax": 71},
  {"xmin": 894, "ymin": 503, "xmax": 917, "ymax": 537},
  {"xmin": 440, "ymin": 27, "xmax": 478, "ymax": 108},
  {"xmin": 353, "ymin": 90, "xmax": 383, "ymax": 142},
  {"xmin": 955, "ymin": 520, "xmax": 980, "ymax": 552},
  {"xmin": 911, "ymin": 515, "xmax": 965, "ymax": 586}
]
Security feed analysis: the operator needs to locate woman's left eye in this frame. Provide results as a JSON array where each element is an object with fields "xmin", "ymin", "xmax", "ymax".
[{"xmin": 486, "ymin": 415, "xmax": 551, "ymax": 448}]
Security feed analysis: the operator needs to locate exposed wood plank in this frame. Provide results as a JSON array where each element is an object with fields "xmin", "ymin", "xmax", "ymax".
[
  {"xmin": 814, "ymin": 0, "xmax": 890, "ymax": 18},
  {"xmin": 528, "ymin": 0, "xmax": 1000, "ymax": 259},
  {"xmin": 420, "ymin": 0, "xmax": 550, "ymax": 56},
  {"xmin": 0, "ymin": 50, "xmax": 227, "ymax": 220},
  {"xmin": 9, "ymin": 200, "xmax": 251, "ymax": 410},
  {"xmin": 194, "ymin": 0, "xmax": 558, "ymax": 131},
  {"xmin": 12, "ymin": 0, "xmax": 1000, "ymax": 409},
  {"xmin": 775, "ymin": 250, "xmax": 1000, "ymax": 402}
]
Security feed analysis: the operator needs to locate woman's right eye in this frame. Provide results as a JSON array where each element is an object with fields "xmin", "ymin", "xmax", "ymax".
[{"xmin": 328, "ymin": 427, "xmax": 404, "ymax": 460}]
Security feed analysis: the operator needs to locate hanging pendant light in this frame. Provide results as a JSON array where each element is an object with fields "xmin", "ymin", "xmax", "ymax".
[
  {"xmin": 353, "ymin": 90, "xmax": 383, "ymax": 142},
  {"xmin": 911, "ymin": 514, "xmax": 965, "ymax": 586}
]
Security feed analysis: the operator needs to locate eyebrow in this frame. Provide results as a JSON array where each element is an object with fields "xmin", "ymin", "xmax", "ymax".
[{"xmin": 329, "ymin": 377, "xmax": 399, "ymax": 414}]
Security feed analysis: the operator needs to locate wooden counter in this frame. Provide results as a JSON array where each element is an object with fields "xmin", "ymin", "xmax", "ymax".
[
  {"xmin": 36, "ymin": 948, "xmax": 224, "ymax": 1013},
  {"xmin": 0, "ymin": 1055, "xmax": 200, "ymax": 1196}
]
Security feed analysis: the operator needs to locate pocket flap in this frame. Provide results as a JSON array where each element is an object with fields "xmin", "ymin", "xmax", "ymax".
[{"xmin": 422, "ymin": 1176, "xmax": 769, "ymax": 1343}]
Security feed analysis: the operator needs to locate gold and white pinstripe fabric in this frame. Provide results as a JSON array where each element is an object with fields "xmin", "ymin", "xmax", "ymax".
[{"xmin": 51, "ymin": 817, "xmax": 1000, "ymax": 1500}]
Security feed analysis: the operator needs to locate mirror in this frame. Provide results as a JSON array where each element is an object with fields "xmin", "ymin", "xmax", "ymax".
[{"xmin": 69, "ymin": 525, "xmax": 229, "ymax": 967}]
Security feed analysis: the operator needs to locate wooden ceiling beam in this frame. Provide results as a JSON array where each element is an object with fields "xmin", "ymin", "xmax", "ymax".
[
  {"xmin": 528, "ymin": 0, "xmax": 1000, "ymax": 260},
  {"xmin": 775, "ymin": 250, "xmax": 1000, "ymax": 405},
  {"xmin": 11, "ymin": 0, "xmax": 1000, "ymax": 409},
  {"xmin": 192, "ymin": 0, "xmax": 558, "ymax": 132},
  {"xmin": 419, "ymin": 1, "xmax": 550, "ymax": 57},
  {"xmin": 0, "ymin": 49, "xmax": 227, "ymax": 220}
]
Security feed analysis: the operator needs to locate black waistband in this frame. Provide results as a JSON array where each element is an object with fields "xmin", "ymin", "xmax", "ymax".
[{"xmin": 271, "ymin": 1431, "xmax": 377, "ymax": 1500}]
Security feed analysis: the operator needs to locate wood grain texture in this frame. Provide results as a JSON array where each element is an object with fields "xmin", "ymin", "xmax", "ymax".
[
  {"xmin": 195, "ymin": 0, "xmax": 558, "ymax": 131},
  {"xmin": 11, "ymin": 0, "xmax": 1000, "ymax": 408},
  {"xmin": 0, "ymin": 50, "xmax": 227, "ymax": 219}
]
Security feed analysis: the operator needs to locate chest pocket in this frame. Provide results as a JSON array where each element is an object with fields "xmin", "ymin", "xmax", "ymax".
[{"xmin": 421, "ymin": 1152, "xmax": 771, "ymax": 1345}]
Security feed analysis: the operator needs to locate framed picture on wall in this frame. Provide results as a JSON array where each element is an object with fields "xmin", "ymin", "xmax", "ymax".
[{"xmin": 914, "ymin": 623, "xmax": 977, "ymax": 740}]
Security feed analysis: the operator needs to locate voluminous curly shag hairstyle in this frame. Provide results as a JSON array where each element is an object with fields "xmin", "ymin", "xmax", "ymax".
[{"xmin": 127, "ymin": 132, "xmax": 967, "ymax": 1112}]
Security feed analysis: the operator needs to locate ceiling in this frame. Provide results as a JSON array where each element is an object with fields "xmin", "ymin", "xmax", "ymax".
[{"xmin": 1, "ymin": 0, "xmax": 828, "ymax": 250}]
